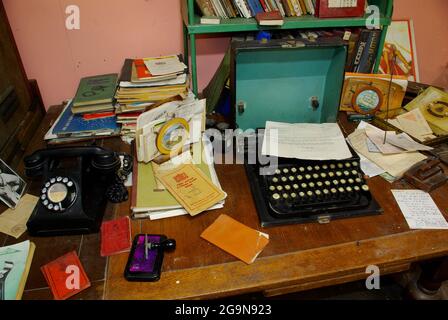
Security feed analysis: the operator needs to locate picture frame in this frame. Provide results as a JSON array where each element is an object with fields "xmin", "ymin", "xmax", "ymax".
[
  {"xmin": 0, "ymin": 159, "xmax": 26, "ymax": 209},
  {"xmin": 379, "ymin": 19, "xmax": 420, "ymax": 82}
]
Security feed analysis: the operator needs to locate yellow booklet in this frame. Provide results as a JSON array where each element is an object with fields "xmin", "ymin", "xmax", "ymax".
[{"xmin": 156, "ymin": 164, "xmax": 227, "ymax": 216}]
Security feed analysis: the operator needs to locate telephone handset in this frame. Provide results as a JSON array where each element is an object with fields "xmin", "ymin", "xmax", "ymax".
[{"xmin": 24, "ymin": 146, "xmax": 121, "ymax": 236}]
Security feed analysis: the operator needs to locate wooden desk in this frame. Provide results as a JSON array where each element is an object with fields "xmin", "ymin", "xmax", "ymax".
[{"xmin": 4, "ymin": 106, "xmax": 448, "ymax": 300}]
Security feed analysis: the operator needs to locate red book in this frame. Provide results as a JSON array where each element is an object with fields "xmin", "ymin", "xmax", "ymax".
[
  {"xmin": 259, "ymin": 0, "xmax": 269, "ymax": 12},
  {"xmin": 100, "ymin": 216, "xmax": 132, "ymax": 257},
  {"xmin": 41, "ymin": 251, "xmax": 91, "ymax": 300},
  {"xmin": 82, "ymin": 112, "xmax": 115, "ymax": 121},
  {"xmin": 134, "ymin": 59, "xmax": 153, "ymax": 80},
  {"xmin": 315, "ymin": 0, "xmax": 366, "ymax": 18},
  {"xmin": 255, "ymin": 10, "xmax": 284, "ymax": 26}
]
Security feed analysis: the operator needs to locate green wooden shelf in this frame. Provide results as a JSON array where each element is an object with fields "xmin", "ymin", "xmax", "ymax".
[
  {"xmin": 187, "ymin": 15, "xmax": 392, "ymax": 34},
  {"xmin": 182, "ymin": 0, "xmax": 394, "ymax": 95}
]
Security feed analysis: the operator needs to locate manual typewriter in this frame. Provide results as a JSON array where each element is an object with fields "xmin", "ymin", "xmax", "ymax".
[{"xmin": 239, "ymin": 132, "xmax": 382, "ymax": 227}]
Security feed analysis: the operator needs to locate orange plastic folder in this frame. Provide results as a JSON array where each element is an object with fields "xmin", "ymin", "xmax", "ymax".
[
  {"xmin": 41, "ymin": 251, "xmax": 91, "ymax": 300},
  {"xmin": 201, "ymin": 214, "xmax": 269, "ymax": 264}
]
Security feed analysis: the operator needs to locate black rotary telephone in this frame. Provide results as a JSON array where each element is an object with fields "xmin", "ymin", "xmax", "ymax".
[{"xmin": 24, "ymin": 146, "xmax": 125, "ymax": 237}]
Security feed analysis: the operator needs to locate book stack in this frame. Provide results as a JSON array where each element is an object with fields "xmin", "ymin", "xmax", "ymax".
[
  {"xmin": 131, "ymin": 138, "xmax": 225, "ymax": 220},
  {"xmin": 195, "ymin": 0, "xmax": 316, "ymax": 20},
  {"xmin": 115, "ymin": 55, "xmax": 189, "ymax": 140},
  {"xmin": 71, "ymin": 74, "xmax": 118, "ymax": 115},
  {"xmin": 44, "ymin": 101, "xmax": 120, "ymax": 144}
]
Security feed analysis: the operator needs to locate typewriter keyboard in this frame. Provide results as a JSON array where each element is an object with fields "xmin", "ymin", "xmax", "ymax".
[{"xmin": 245, "ymin": 157, "xmax": 382, "ymax": 226}]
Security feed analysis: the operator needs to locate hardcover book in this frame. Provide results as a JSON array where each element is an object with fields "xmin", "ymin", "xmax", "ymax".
[
  {"xmin": 73, "ymin": 74, "xmax": 118, "ymax": 107},
  {"xmin": 255, "ymin": 10, "xmax": 284, "ymax": 25}
]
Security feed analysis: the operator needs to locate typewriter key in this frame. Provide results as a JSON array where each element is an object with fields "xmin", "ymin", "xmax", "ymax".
[
  {"xmin": 291, "ymin": 193, "xmax": 297, "ymax": 200},
  {"xmin": 289, "ymin": 176, "xmax": 295, "ymax": 182},
  {"xmin": 328, "ymin": 172, "xmax": 335, "ymax": 178},
  {"xmin": 281, "ymin": 176, "xmax": 288, "ymax": 183},
  {"xmin": 320, "ymin": 172, "xmax": 327, "ymax": 179},
  {"xmin": 299, "ymin": 192, "xmax": 306, "ymax": 200},
  {"xmin": 336, "ymin": 171, "xmax": 342, "ymax": 177},
  {"xmin": 293, "ymin": 184, "xmax": 299, "ymax": 190},
  {"xmin": 275, "ymin": 169, "xmax": 281, "ymax": 175},
  {"xmin": 323, "ymin": 189, "xmax": 330, "ymax": 195},
  {"xmin": 343, "ymin": 171, "xmax": 350, "ymax": 176},
  {"xmin": 277, "ymin": 186, "xmax": 284, "ymax": 192},
  {"xmin": 309, "ymin": 182, "xmax": 315, "ymax": 188},
  {"xmin": 337, "ymin": 163, "xmax": 344, "ymax": 169},
  {"xmin": 322, "ymin": 164, "xmax": 329, "ymax": 170},
  {"xmin": 313, "ymin": 173, "xmax": 319, "ymax": 179},
  {"xmin": 351, "ymin": 170, "xmax": 358, "ymax": 176},
  {"xmin": 362, "ymin": 185, "xmax": 370, "ymax": 192},
  {"xmin": 285, "ymin": 185, "xmax": 291, "ymax": 191},
  {"xmin": 340, "ymin": 179, "xmax": 347, "ymax": 185},
  {"xmin": 345, "ymin": 162, "xmax": 351, "ymax": 168},
  {"xmin": 330, "ymin": 164, "xmax": 336, "ymax": 170},
  {"xmin": 314, "ymin": 165, "xmax": 320, "ymax": 171},
  {"xmin": 315, "ymin": 190, "xmax": 322, "ymax": 196},
  {"xmin": 272, "ymin": 177, "xmax": 279, "ymax": 183},
  {"xmin": 338, "ymin": 187, "xmax": 345, "ymax": 193},
  {"xmin": 272, "ymin": 193, "xmax": 281, "ymax": 200},
  {"xmin": 324, "ymin": 181, "xmax": 331, "ymax": 187},
  {"xmin": 269, "ymin": 186, "xmax": 276, "ymax": 192},
  {"xmin": 297, "ymin": 175, "xmax": 303, "ymax": 181},
  {"xmin": 305, "ymin": 174, "xmax": 312, "ymax": 180},
  {"xmin": 299, "ymin": 167, "xmax": 305, "ymax": 173},
  {"xmin": 307, "ymin": 190, "xmax": 314, "ymax": 197},
  {"xmin": 331, "ymin": 188, "xmax": 338, "ymax": 195},
  {"xmin": 354, "ymin": 186, "xmax": 360, "ymax": 192},
  {"xmin": 283, "ymin": 168, "xmax": 289, "ymax": 174},
  {"xmin": 317, "ymin": 181, "xmax": 323, "ymax": 188},
  {"xmin": 348, "ymin": 178, "xmax": 355, "ymax": 184},
  {"xmin": 332, "ymin": 180, "xmax": 339, "ymax": 186},
  {"xmin": 346, "ymin": 186, "xmax": 353, "ymax": 193},
  {"xmin": 301, "ymin": 183, "xmax": 308, "ymax": 189},
  {"xmin": 352, "ymin": 161, "xmax": 359, "ymax": 167},
  {"xmin": 283, "ymin": 193, "xmax": 289, "ymax": 200},
  {"xmin": 355, "ymin": 178, "xmax": 362, "ymax": 184},
  {"xmin": 291, "ymin": 167, "xmax": 297, "ymax": 173},
  {"xmin": 307, "ymin": 166, "xmax": 313, "ymax": 171}
]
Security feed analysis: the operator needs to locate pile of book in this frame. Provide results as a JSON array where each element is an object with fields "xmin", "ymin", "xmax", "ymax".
[
  {"xmin": 115, "ymin": 55, "xmax": 189, "ymax": 140},
  {"xmin": 71, "ymin": 74, "xmax": 118, "ymax": 115},
  {"xmin": 45, "ymin": 73, "xmax": 121, "ymax": 144},
  {"xmin": 196, "ymin": 0, "xmax": 316, "ymax": 19}
]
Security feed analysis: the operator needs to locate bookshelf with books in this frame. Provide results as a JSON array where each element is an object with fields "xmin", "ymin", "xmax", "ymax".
[{"xmin": 181, "ymin": 0, "xmax": 394, "ymax": 95}]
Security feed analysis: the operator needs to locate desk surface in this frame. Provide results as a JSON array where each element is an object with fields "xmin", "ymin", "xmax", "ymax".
[{"xmin": 4, "ymin": 106, "xmax": 448, "ymax": 300}]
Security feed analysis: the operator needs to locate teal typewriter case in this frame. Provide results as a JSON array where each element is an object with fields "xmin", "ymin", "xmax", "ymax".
[{"xmin": 231, "ymin": 38, "xmax": 347, "ymax": 130}]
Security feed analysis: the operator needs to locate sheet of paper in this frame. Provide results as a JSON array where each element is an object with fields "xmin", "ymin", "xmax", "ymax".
[
  {"xmin": 156, "ymin": 164, "xmax": 227, "ymax": 216},
  {"xmin": 365, "ymin": 124, "xmax": 405, "ymax": 154},
  {"xmin": 359, "ymin": 154, "xmax": 385, "ymax": 178},
  {"xmin": 386, "ymin": 132, "xmax": 433, "ymax": 152},
  {"xmin": 396, "ymin": 108, "xmax": 433, "ymax": 139},
  {"xmin": 144, "ymin": 56, "xmax": 186, "ymax": 76},
  {"xmin": 366, "ymin": 137, "xmax": 381, "ymax": 153},
  {"xmin": 0, "ymin": 194, "xmax": 38, "ymax": 238},
  {"xmin": 347, "ymin": 129, "xmax": 426, "ymax": 178},
  {"xmin": 392, "ymin": 190, "xmax": 448, "ymax": 230},
  {"xmin": 262, "ymin": 122, "xmax": 352, "ymax": 160}
]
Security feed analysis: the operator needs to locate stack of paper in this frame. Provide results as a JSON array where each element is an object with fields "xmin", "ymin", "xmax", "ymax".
[
  {"xmin": 131, "ymin": 137, "xmax": 226, "ymax": 220},
  {"xmin": 347, "ymin": 122, "xmax": 428, "ymax": 180},
  {"xmin": 115, "ymin": 55, "xmax": 189, "ymax": 140}
]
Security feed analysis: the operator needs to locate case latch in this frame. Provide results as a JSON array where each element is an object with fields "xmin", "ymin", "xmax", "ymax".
[
  {"xmin": 237, "ymin": 101, "xmax": 246, "ymax": 115},
  {"xmin": 317, "ymin": 215, "xmax": 331, "ymax": 224}
]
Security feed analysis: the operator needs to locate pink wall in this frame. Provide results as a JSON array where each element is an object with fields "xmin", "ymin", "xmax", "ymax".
[{"xmin": 3, "ymin": 0, "xmax": 448, "ymax": 109}]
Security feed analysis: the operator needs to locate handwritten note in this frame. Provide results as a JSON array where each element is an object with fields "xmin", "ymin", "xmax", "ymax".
[{"xmin": 392, "ymin": 190, "xmax": 448, "ymax": 230}]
